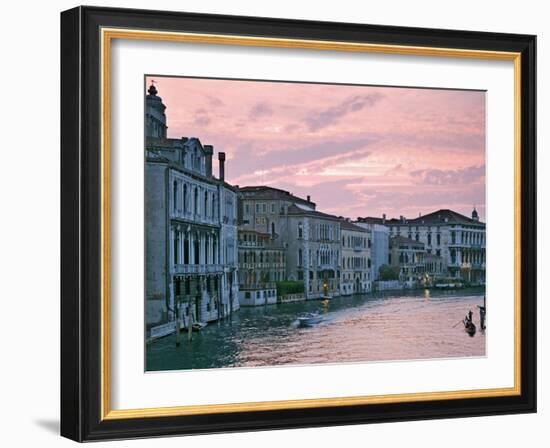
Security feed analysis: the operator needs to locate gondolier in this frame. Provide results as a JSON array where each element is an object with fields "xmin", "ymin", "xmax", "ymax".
[{"xmin": 477, "ymin": 296, "xmax": 487, "ymax": 330}]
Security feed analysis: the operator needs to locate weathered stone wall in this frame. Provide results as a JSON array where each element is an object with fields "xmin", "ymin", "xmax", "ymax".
[{"xmin": 145, "ymin": 163, "xmax": 168, "ymax": 326}]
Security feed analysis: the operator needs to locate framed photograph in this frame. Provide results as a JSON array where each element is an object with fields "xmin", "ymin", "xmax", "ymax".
[{"xmin": 60, "ymin": 6, "xmax": 536, "ymax": 441}]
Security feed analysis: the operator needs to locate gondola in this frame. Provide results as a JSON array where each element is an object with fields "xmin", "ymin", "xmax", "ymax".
[{"xmin": 463, "ymin": 319, "xmax": 476, "ymax": 337}]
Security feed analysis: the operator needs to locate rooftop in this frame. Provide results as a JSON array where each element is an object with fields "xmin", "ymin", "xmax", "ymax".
[
  {"xmin": 410, "ymin": 209, "xmax": 484, "ymax": 225},
  {"xmin": 239, "ymin": 186, "xmax": 315, "ymax": 207},
  {"xmin": 340, "ymin": 219, "xmax": 369, "ymax": 232},
  {"xmin": 356, "ymin": 216, "xmax": 386, "ymax": 225},
  {"xmin": 286, "ymin": 204, "xmax": 340, "ymax": 221},
  {"xmin": 390, "ymin": 235, "xmax": 425, "ymax": 247},
  {"xmin": 362, "ymin": 209, "xmax": 485, "ymax": 227}
]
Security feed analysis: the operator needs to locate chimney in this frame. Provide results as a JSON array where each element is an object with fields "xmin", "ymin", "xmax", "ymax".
[
  {"xmin": 218, "ymin": 152, "xmax": 226, "ymax": 182},
  {"xmin": 307, "ymin": 195, "xmax": 311, "ymax": 202},
  {"xmin": 204, "ymin": 145, "xmax": 213, "ymax": 178},
  {"xmin": 382, "ymin": 213, "xmax": 386, "ymax": 224}
]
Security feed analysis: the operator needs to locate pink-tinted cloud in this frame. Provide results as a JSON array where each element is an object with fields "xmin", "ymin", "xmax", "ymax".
[{"xmin": 146, "ymin": 76, "xmax": 486, "ymax": 221}]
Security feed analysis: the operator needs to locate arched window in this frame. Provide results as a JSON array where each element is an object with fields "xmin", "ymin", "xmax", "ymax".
[
  {"xmin": 213, "ymin": 239, "xmax": 217, "ymax": 264},
  {"xmin": 183, "ymin": 183, "xmax": 187, "ymax": 212},
  {"xmin": 173, "ymin": 231, "xmax": 179, "ymax": 264},
  {"xmin": 183, "ymin": 235, "xmax": 189, "ymax": 264},
  {"xmin": 194, "ymin": 188, "xmax": 198, "ymax": 214},
  {"xmin": 212, "ymin": 195, "xmax": 216, "ymax": 219},
  {"xmin": 204, "ymin": 191, "xmax": 208, "ymax": 217},
  {"xmin": 173, "ymin": 181, "xmax": 178, "ymax": 212}
]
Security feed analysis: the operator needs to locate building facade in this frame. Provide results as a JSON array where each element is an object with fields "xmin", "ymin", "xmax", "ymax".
[
  {"xmin": 237, "ymin": 229, "xmax": 286, "ymax": 306},
  {"xmin": 283, "ymin": 205, "xmax": 342, "ymax": 299},
  {"xmin": 340, "ymin": 220, "xmax": 372, "ymax": 295},
  {"xmin": 389, "ymin": 236, "xmax": 426, "ymax": 284},
  {"xmin": 355, "ymin": 217, "xmax": 390, "ymax": 281},
  {"xmin": 239, "ymin": 186, "xmax": 342, "ymax": 299},
  {"xmin": 145, "ymin": 83, "xmax": 239, "ymax": 334},
  {"xmin": 384, "ymin": 209, "xmax": 486, "ymax": 285}
]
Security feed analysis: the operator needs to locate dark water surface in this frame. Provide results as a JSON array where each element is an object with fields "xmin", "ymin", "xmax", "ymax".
[{"xmin": 146, "ymin": 288, "xmax": 486, "ymax": 371}]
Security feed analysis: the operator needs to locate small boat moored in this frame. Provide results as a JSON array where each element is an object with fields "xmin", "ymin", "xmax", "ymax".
[
  {"xmin": 192, "ymin": 322, "xmax": 208, "ymax": 332},
  {"xmin": 297, "ymin": 312, "xmax": 323, "ymax": 327}
]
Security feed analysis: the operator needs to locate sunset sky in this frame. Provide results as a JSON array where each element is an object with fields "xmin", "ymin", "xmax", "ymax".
[{"xmin": 146, "ymin": 76, "xmax": 486, "ymax": 221}]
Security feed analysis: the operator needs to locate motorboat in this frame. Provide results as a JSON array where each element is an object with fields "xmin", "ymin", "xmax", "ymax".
[{"xmin": 298, "ymin": 312, "xmax": 323, "ymax": 327}]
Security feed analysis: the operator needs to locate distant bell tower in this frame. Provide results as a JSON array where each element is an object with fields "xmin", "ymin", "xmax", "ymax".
[
  {"xmin": 471, "ymin": 206, "xmax": 479, "ymax": 222},
  {"xmin": 145, "ymin": 81, "xmax": 167, "ymax": 139}
]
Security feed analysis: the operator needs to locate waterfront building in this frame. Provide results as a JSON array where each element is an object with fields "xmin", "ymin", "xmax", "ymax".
[
  {"xmin": 145, "ymin": 83, "xmax": 239, "ymax": 334},
  {"xmin": 340, "ymin": 220, "xmax": 372, "ymax": 295},
  {"xmin": 422, "ymin": 253, "xmax": 445, "ymax": 286},
  {"xmin": 384, "ymin": 209, "xmax": 486, "ymax": 284},
  {"xmin": 239, "ymin": 186, "xmax": 342, "ymax": 299},
  {"xmin": 237, "ymin": 229, "xmax": 286, "ymax": 306},
  {"xmin": 355, "ymin": 216, "xmax": 390, "ymax": 281},
  {"xmin": 389, "ymin": 236, "xmax": 426, "ymax": 284}
]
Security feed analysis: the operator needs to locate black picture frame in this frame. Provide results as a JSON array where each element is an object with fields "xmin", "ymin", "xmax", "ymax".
[{"xmin": 61, "ymin": 5, "xmax": 536, "ymax": 442}]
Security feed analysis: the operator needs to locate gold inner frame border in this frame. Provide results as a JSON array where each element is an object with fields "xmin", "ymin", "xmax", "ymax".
[{"xmin": 99, "ymin": 27, "xmax": 522, "ymax": 421}]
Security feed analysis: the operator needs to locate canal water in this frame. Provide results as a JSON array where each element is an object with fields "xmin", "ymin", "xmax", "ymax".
[{"xmin": 146, "ymin": 287, "xmax": 486, "ymax": 371}]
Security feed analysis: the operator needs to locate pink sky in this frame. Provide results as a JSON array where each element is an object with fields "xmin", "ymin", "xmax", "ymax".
[{"xmin": 146, "ymin": 76, "xmax": 486, "ymax": 221}]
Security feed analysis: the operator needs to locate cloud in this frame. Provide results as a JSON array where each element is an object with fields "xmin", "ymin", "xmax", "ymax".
[
  {"xmin": 207, "ymin": 96, "xmax": 225, "ymax": 107},
  {"xmin": 305, "ymin": 93, "xmax": 383, "ymax": 131},
  {"xmin": 410, "ymin": 165, "xmax": 485, "ymax": 186},
  {"xmin": 230, "ymin": 136, "xmax": 376, "ymax": 180},
  {"xmin": 249, "ymin": 102, "xmax": 274, "ymax": 120}
]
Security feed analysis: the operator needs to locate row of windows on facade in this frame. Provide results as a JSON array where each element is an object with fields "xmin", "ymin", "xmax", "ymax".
[
  {"xmin": 425, "ymin": 261, "xmax": 443, "ymax": 271},
  {"xmin": 243, "ymin": 290, "xmax": 277, "ymax": 300},
  {"xmin": 240, "ymin": 271, "xmax": 284, "ymax": 285},
  {"xmin": 297, "ymin": 270, "xmax": 339, "ymax": 281},
  {"xmin": 238, "ymin": 251, "xmax": 285, "ymax": 264},
  {"xmin": 172, "ymin": 180, "xmax": 237, "ymax": 221},
  {"xmin": 173, "ymin": 146, "xmax": 207, "ymax": 174},
  {"xmin": 172, "ymin": 180, "xmax": 217, "ymax": 219},
  {"xmin": 244, "ymin": 202, "xmax": 278, "ymax": 215},
  {"xmin": 342, "ymin": 235, "xmax": 371, "ymax": 249},
  {"xmin": 449, "ymin": 249, "xmax": 486, "ymax": 265},
  {"xmin": 297, "ymin": 222, "xmax": 340, "ymax": 241},
  {"xmin": 238, "ymin": 232, "xmax": 274, "ymax": 246},
  {"xmin": 342, "ymin": 256, "xmax": 371, "ymax": 270},
  {"xmin": 396, "ymin": 253, "xmax": 424, "ymax": 264},
  {"xmin": 174, "ymin": 276, "xmax": 218, "ymax": 296},
  {"xmin": 173, "ymin": 232, "xmax": 219, "ymax": 265},
  {"xmin": 297, "ymin": 248, "xmax": 339, "ymax": 267},
  {"xmin": 389, "ymin": 224, "xmax": 483, "ymax": 232},
  {"xmin": 342, "ymin": 272, "xmax": 371, "ymax": 281},
  {"xmin": 390, "ymin": 229, "xmax": 485, "ymax": 246}
]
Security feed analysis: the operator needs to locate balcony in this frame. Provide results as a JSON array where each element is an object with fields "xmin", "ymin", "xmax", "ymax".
[
  {"xmin": 239, "ymin": 282, "xmax": 277, "ymax": 290},
  {"xmin": 318, "ymin": 263, "xmax": 338, "ymax": 270},
  {"xmin": 171, "ymin": 209, "xmax": 219, "ymax": 227},
  {"xmin": 173, "ymin": 264, "xmax": 223, "ymax": 274}
]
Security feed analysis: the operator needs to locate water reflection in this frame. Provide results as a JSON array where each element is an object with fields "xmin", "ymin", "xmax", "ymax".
[{"xmin": 146, "ymin": 287, "xmax": 486, "ymax": 371}]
